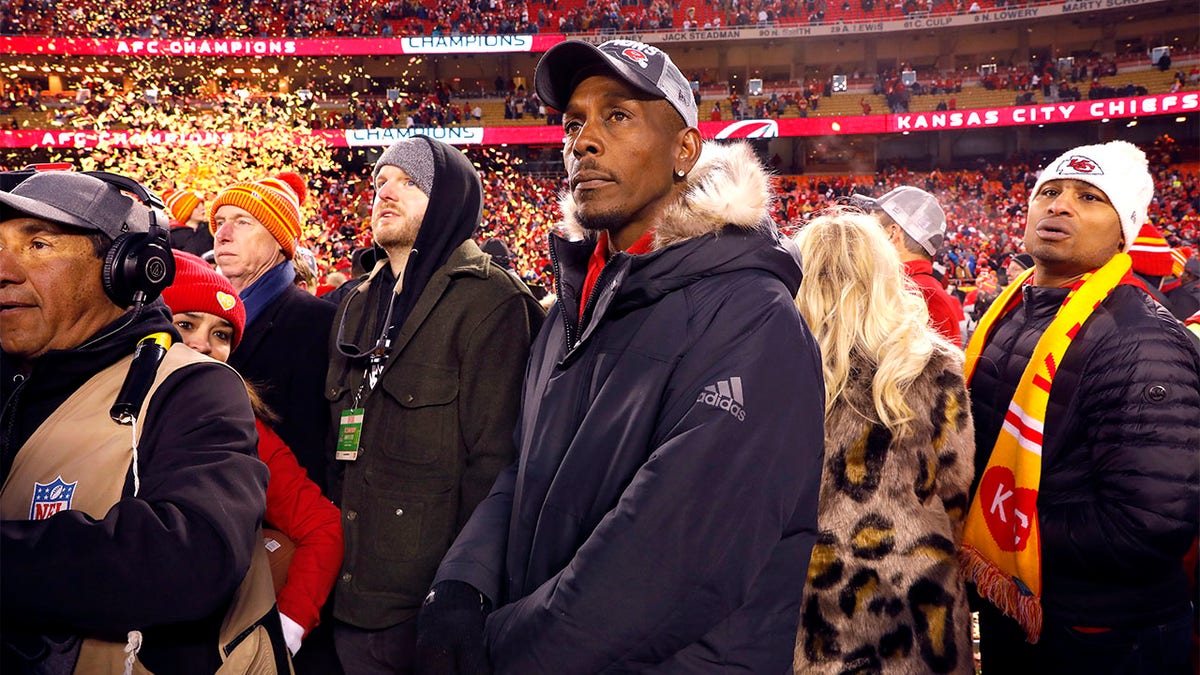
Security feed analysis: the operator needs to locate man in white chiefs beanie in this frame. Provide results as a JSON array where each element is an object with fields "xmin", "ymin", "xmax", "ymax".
[
  {"xmin": 1028, "ymin": 140, "xmax": 1154, "ymax": 254},
  {"xmin": 963, "ymin": 138, "xmax": 1199, "ymax": 674}
]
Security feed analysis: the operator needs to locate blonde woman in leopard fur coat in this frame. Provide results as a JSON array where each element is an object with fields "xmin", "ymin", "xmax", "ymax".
[{"xmin": 793, "ymin": 209, "xmax": 975, "ymax": 674}]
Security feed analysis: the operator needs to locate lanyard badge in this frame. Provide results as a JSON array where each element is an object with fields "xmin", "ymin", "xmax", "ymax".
[{"xmin": 336, "ymin": 407, "xmax": 365, "ymax": 461}]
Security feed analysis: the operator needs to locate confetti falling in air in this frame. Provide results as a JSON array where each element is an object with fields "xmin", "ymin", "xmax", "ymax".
[
  {"xmin": 1, "ymin": 52, "xmax": 368, "ymax": 251},
  {"xmin": 0, "ymin": 37, "xmax": 570, "ymax": 288},
  {"xmin": 7, "ymin": 0, "xmax": 392, "ymax": 40},
  {"xmin": 68, "ymin": 89, "xmax": 334, "ymax": 243}
]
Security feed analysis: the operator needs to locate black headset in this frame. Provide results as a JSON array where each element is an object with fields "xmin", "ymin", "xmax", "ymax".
[{"xmin": 85, "ymin": 171, "xmax": 176, "ymax": 309}]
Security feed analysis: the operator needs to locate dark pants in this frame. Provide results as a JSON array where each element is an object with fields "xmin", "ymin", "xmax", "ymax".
[
  {"xmin": 293, "ymin": 613, "xmax": 343, "ymax": 675},
  {"xmin": 334, "ymin": 617, "xmax": 418, "ymax": 675},
  {"xmin": 978, "ymin": 601, "xmax": 1193, "ymax": 675}
]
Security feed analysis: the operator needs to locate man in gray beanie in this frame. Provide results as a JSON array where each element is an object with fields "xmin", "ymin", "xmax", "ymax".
[{"xmin": 325, "ymin": 136, "xmax": 543, "ymax": 674}]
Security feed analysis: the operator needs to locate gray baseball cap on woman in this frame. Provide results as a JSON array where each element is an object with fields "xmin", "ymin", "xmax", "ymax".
[{"xmin": 534, "ymin": 39, "xmax": 699, "ymax": 128}]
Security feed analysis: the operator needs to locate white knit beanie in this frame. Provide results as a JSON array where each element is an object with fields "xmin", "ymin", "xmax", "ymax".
[{"xmin": 1029, "ymin": 140, "xmax": 1154, "ymax": 253}]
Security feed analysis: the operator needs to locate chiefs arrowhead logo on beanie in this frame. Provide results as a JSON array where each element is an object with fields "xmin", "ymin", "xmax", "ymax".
[
  {"xmin": 208, "ymin": 172, "xmax": 307, "ymax": 259},
  {"xmin": 1030, "ymin": 140, "xmax": 1154, "ymax": 253},
  {"xmin": 1060, "ymin": 156, "xmax": 1101, "ymax": 174}
]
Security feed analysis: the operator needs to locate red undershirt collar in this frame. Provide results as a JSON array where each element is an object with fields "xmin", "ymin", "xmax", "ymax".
[{"xmin": 580, "ymin": 229, "xmax": 656, "ymax": 320}]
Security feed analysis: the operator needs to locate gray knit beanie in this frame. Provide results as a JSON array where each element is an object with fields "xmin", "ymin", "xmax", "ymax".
[{"xmin": 373, "ymin": 137, "xmax": 435, "ymax": 196}]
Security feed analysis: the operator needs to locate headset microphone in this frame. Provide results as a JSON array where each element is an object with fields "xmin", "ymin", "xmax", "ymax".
[{"xmin": 110, "ymin": 332, "xmax": 173, "ymax": 425}]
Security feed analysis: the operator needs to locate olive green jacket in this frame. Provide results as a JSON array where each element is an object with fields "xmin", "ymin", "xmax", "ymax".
[{"xmin": 326, "ymin": 239, "xmax": 543, "ymax": 629}]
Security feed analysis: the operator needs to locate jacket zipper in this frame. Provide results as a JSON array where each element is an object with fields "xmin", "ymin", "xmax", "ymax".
[
  {"xmin": 578, "ymin": 260, "xmax": 620, "ymax": 338},
  {"xmin": 1, "ymin": 374, "xmax": 28, "ymax": 473},
  {"xmin": 550, "ymin": 239, "xmax": 624, "ymax": 354},
  {"xmin": 548, "ymin": 238, "xmax": 579, "ymax": 350}
]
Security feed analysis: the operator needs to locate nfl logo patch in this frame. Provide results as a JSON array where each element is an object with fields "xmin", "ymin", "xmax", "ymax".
[{"xmin": 30, "ymin": 476, "xmax": 77, "ymax": 520}]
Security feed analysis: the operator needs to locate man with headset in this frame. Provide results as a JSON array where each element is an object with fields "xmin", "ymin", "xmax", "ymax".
[{"xmin": 0, "ymin": 171, "xmax": 282, "ymax": 673}]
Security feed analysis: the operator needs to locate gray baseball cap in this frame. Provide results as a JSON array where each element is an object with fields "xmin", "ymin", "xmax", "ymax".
[
  {"xmin": 535, "ymin": 39, "xmax": 699, "ymax": 128},
  {"xmin": 854, "ymin": 186, "xmax": 946, "ymax": 256},
  {"xmin": 0, "ymin": 171, "xmax": 153, "ymax": 238}
]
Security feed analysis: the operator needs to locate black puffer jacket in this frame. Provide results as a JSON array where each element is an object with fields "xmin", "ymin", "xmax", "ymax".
[{"xmin": 969, "ymin": 283, "xmax": 1200, "ymax": 629}]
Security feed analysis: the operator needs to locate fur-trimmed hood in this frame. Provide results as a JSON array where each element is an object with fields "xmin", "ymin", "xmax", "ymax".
[
  {"xmin": 558, "ymin": 141, "xmax": 775, "ymax": 250},
  {"xmin": 547, "ymin": 141, "xmax": 802, "ymax": 319}
]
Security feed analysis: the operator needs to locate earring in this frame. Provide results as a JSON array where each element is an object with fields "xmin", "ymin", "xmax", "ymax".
[{"xmin": 675, "ymin": 170, "xmax": 686, "ymax": 178}]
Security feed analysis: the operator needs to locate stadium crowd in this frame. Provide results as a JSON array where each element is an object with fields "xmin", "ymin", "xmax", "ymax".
[
  {"xmin": 7, "ymin": 53, "xmax": 1180, "ymax": 134},
  {"xmin": 1, "ymin": 34, "xmax": 1197, "ymax": 675},
  {"xmin": 256, "ymin": 138, "xmax": 1200, "ymax": 304},
  {"xmin": 0, "ymin": 0, "xmax": 1003, "ymax": 38}
]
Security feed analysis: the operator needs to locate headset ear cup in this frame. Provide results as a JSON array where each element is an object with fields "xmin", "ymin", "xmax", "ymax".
[
  {"xmin": 102, "ymin": 233, "xmax": 137, "ymax": 308},
  {"xmin": 101, "ymin": 232, "xmax": 176, "ymax": 308},
  {"xmin": 139, "ymin": 238, "xmax": 176, "ymax": 302}
]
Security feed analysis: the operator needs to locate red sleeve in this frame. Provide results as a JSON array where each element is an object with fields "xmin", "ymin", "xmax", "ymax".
[
  {"xmin": 910, "ymin": 276, "xmax": 963, "ymax": 348},
  {"xmin": 926, "ymin": 291, "xmax": 963, "ymax": 347},
  {"xmin": 256, "ymin": 419, "xmax": 344, "ymax": 634}
]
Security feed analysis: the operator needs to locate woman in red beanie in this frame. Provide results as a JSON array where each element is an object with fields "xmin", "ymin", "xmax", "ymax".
[{"xmin": 161, "ymin": 250, "xmax": 343, "ymax": 659}]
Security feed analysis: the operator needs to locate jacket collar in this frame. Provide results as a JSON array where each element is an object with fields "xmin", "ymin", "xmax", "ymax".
[
  {"xmin": 233, "ymin": 284, "xmax": 299, "ymax": 361},
  {"xmin": 342, "ymin": 240, "xmax": 490, "ymax": 359},
  {"xmin": 556, "ymin": 141, "xmax": 774, "ymax": 251},
  {"xmin": 363, "ymin": 239, "xmax": 492, "ymax": 288},
  {"xmin": 903, "ymin": 259, "xmax": 935, "ymax": 277}
]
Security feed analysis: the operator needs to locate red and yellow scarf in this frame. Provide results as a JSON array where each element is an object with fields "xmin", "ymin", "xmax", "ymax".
[{"xmin": 960, "ymin": 252, "xmax": 1133, "ymax": 643}]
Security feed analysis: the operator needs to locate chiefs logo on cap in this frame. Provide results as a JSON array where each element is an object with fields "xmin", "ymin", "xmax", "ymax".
[
  {"xmin": 621, "ymin": 47, "xmax": 650, "ymax": 69},
  {"xmin": 1056, "ymin": 155, "xmax": 1103, "ymax": 175}
]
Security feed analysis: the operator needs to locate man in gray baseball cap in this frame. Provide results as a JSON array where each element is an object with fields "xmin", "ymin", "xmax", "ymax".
[
  {"xmin": 855, "ymin": 185, "xmax": 964, "ymax": 345},
  {"xmin": 0, "ymin": 170, "xmax": 276, "ymax": 673},
  {"xmin": 0, "ymin": 171, "xmax": 162, "ymax": 361}
]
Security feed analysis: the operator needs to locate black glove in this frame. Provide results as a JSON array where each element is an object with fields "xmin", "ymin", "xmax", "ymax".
[{"xmin": 415, "ymin": 580, "xmax": 492, "ymax": 675}]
